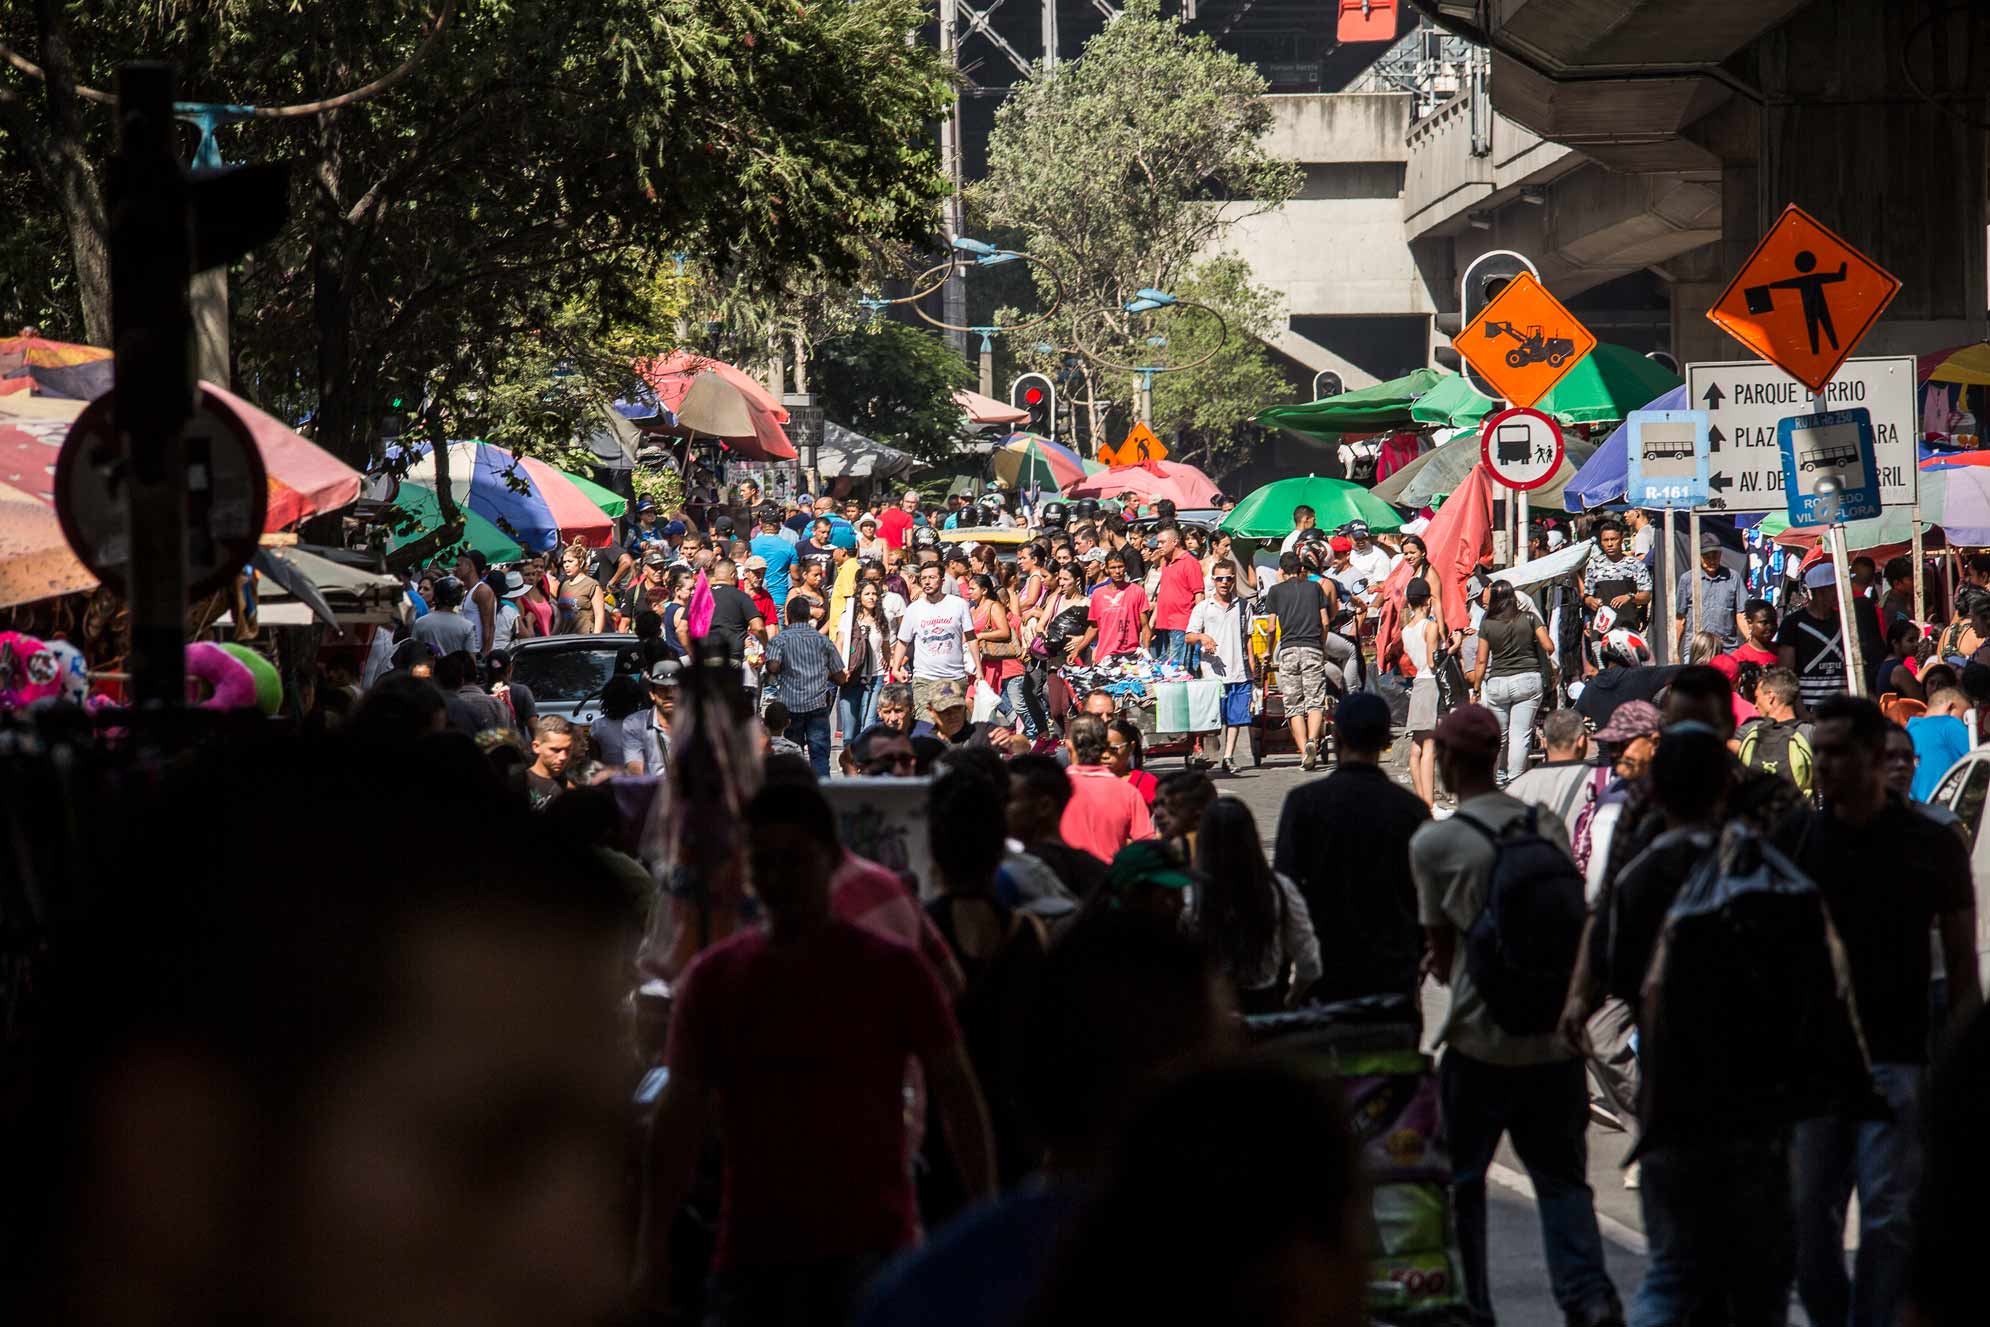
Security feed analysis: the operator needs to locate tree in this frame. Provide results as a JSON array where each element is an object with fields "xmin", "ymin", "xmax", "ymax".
[
  {"xmin": 815, "ymin": 320, "xmax": 973, "ymax": 461},
  {"xmin": 971, "ymin": 0, "xmax": 1297, "ymax": 475},
  {"xmin": 0, "ymin": 0, "xmax": 952, "ymax": 476}
]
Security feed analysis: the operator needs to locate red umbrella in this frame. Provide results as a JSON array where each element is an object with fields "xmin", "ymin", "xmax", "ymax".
[
  {"xmin": 634, "ymin": 352, "xmax": 796, "ymax": 461},
  {"xmin": 1064, "ymin": 459, "xmax": 1222, "ymax": 507},
  {"xmin": 1374, "ymin": 463, "xmax": 1494, "ymax": 670}
]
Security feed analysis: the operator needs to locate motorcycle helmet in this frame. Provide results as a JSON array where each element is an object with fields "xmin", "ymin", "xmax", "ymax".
[
  {"xmin": 955, "ymin": 506, "xmax": 982, "ymax": 529},
  {"xmin": 910, "ymin": 525, "xmax": 941, "ymax": 552},
  {"xmin": 1074, "ymin": 498, "xmax": 1101, "ymax": 522},
  {"xmin": 1039, "ymin": 500, "xmax": 1068, "ymax": 529},
  {"xmin": 1601, "ymin": 627, "xmax": 1649, "ymax": 665}
]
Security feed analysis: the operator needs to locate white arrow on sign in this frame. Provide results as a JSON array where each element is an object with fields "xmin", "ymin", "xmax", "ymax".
[{"xmin": 1684, "ymin": 356, "xmax": 1917, "ymax": 513}]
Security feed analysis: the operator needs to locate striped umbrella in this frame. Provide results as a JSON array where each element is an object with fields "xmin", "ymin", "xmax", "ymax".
[
  {"xmin": 394, "ymin": 442, "xmax": 615, "ymax": 550},
  {"xmin": 992, "ymin": 433, "xmax": 1094, "ymax": 493},
  {"xmin": 558, "ymin": 466, "xmax": 628, "ymax": 517},
  {"xmin": 387, "ymin": 482, "xmax": 526, "ymax": 563}
]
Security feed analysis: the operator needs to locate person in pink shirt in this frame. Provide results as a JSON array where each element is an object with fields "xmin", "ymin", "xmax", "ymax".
[
  {"xmin": 1071, "ymin": 551, "xmax": 1150, "ymax": 661},
  {"xmin": 1149, "ymin": 524, "xmax": 1206, "ymax": 669},
  {"xmin": 1059, "ymin": 714, "xmax": 1154, "ymax": 861},
  {"xmin": 878, "ymin": 489, "xmax": 919, "ymax": 550}
]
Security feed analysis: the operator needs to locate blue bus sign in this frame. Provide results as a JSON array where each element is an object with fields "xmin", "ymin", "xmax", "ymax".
[
  {"xmin": 1776, "ymin": 406, "xmax": 1880, "ymax": 525},
  {"xmin": 1625, "ymin": 409, "xmax": 1709, "ymax": 509}
]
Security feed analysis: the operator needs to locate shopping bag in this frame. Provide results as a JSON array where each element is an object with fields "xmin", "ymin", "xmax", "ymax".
[{"xmin": 970, "ymin": 678, "xmax": 1003, "ymax": 724}]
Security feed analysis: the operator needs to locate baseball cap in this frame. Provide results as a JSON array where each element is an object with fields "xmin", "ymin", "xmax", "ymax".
[
  {"xmin": 636, "ymin": 499, "xmax": 657, "ymax": 514},
  {"xmin": 1334, "ymin": 691, "xmax": 1392, "ymax": 751},
  {"xmin": 1104, "ymin": 840, "xmax": 1196, "ymax": 895},
  {"xmin": 1329, "ymin": 535, "xmax": 1353, "ymax": 553},
  {"xmin": 1348, "ymin": 520, "xmax": 1371, "ymax": 538},
  {"xmin": 1804, "ymin": 562, "xmax": 1838, "ymax": 590},
  {"xmin": 928, "ymin": 678, "xmax": 970, "ymax": 711},
  {"xmin": 501, "ymin": 569, "xmax": 528, "ymax": 598},
  {"xmin": 645, "ymin": 550, "xmax": 668, "ymax": 568},
  {"xmin": 1698, "ymin": 531, "xmax": 1723, "ymax": 552},
  {"xmin": 646, "ymin": 659, "xmax": 681, "ymax": 688},
  {"xmin": 1432, "ymin": 703, "xmax": 1501, "ymax": 756},
  {"xmin": 1595, "ymin": 699, "xmax": 1663, "ymax": 744},
  {"xmin": 1082, "ymin": 547, "xmax": 1108, "ymax": 564},
  {"xmin": 663, "ymin": 520, "xmax": 687, "ymax": 537},
  {"xmin": 743, "ymin": 555, "xmax": 767, "ymax": 571}
]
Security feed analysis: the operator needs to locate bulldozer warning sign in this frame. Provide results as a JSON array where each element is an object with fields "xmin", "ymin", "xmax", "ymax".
[
  {"xmin": 1706, "ymin": 203, "xmax": 1900, "ymax": 394},
  {"xmin": 1455, "ymin": 271, "xmax": 1597, "ymax": 408}
]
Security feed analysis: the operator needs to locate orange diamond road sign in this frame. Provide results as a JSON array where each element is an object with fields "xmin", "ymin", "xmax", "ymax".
[
  {"xmin": 1706, "ymin": 203, "xmax": 1901, "ymax": 394},
  {"xmin": 1455, "ymin": 271, "xmax": 1598, "ymax": 408},
  {"xmin": 1099, "ymin": 421, "xmax": 1167, "ymax": 467}
]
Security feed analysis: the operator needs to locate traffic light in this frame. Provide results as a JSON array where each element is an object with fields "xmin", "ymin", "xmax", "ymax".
[
  {"xmin": 1011, "ymin": 372, "xmax": 1056, "ymax": 441},
  {"xmin": 1453, "ymin": 249, "xmax": 1537, "ymax": 399}
]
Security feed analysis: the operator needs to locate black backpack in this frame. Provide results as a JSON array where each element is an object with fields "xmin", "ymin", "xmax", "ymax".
[{"xmin": 1456, "ymin": 808, "xmax": 1588, "ymax": 1035}]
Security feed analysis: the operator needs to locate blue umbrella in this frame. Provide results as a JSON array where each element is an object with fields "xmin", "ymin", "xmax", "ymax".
[{"xmin": 1562, "ymin": 385, "xmax": 1688, "ymax": 511}]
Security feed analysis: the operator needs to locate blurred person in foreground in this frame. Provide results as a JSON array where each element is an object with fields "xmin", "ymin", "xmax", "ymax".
[{"xmin": 3, "ymin": 734, "xmax": 636, "ymax": 1327}]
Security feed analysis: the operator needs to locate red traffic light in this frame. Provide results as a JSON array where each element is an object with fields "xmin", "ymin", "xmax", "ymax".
[{"xmin": 1023, "ymin": 387, "xmax": 1045, "ymax": 405}]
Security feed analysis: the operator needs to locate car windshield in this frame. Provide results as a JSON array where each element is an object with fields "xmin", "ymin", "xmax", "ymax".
[{"xmin": 510, "ymin": 643, "xmax": 643, "ymax": 702}]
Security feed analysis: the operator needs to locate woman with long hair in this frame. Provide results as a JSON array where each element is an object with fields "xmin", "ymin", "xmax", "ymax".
[
  {"xmin": 835, "ymin": 578, "xmax": 894, "ymax": 740},
  {"xmin": 1106, "ymin": 718, "xmax": 1158, "ymax": 805},
  {"xmin": 1467, "ymin": 580, "xmax": 1559, "ymax": 784},
  {"xmin": 519, "ymin": 554, "xmax": 555, "ymax": 639},
  {"xmin": 1191, "ymin": 797, "xmax": 1321, "ymax": 1014},
  {"xmin": 967, "ymin": 573, "xmax": 1039, "ymax": 737},
  {"xmin": 1036, "ymin": 562, "xmax": 1089, "ymax": 638},
  {"xmin": 1402, "ymin": 578, "xmax": 1444, "ymax": 805}
]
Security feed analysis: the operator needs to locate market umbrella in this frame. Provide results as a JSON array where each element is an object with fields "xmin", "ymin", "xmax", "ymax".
[
  {"xmin": 1561, "ymin": 385, "xmax": 1690, "ymax": 510},
  {"xmin": 1407, "ymin": 374, "xmax": 1497, "ymax": 431},
  {"xmin": 956, "ymin": 388, "xmax": 1029, "ymax": 427},
  {"xmin": 1256, "ymin": 367, "xmax": 1448, "ymax": 439},
  {"xmin": 992, "ymin": 434, "xmax": 1091, "ymax": 493},
  {"xmin": 818, "ymin": 421, "xmax": 915, "ymax": 479},
  {"xmin": 558, "ymin": 466, "xmax": 627, "ymax": 518},
  {"xmin": 1919, "ymin": 343, "xmax": 1990, "ymax": 387},
  {"xmin": 0, "ymin": 500, "xmax": 97, "ymax": 609},
  {"xmin": 387, "ymin": 481, "xmax": 526, "ymax": 563},
  {"xmin": 1410, "ymin": 345, "xmax": 1680, "ymax": 432},
  {"xmin": 1220, "ymin": 475, "xmax": 1404, "ymax": 538},
  {"xmin": 634, "ymin": 352, "xmax": 796, "ymax": 461},
  {"xmin": 0, "ymin": 332, "xmax": 114, "ymax": 401},
  {"xmin": 1063, "ymin": 458, "xmax": 1223, "ymax": 507},
  {"xmin": 1385, "ymin": 433, "xmax": 1597, "ymax": 511},
  {"xmin": 394, "ymin": 441, "xmax": 614, "ymax": 550}
]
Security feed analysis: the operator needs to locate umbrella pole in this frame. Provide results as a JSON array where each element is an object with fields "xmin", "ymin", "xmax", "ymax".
[{"xmin": 1911, "ymin": 504, "xmax": 1925, "ymax": 623}]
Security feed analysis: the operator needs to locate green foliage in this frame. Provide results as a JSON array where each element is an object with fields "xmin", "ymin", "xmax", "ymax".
[
  {"xmin": 814, "ymin": 319, "xmax": 973, "ymax": 462},
  {"xmin": 971, "ymin": 0, "xmax": 1297, "ymax": 473},
  {"xmin": 0, "ymin": 0, "xmax": 952, "ymax": 469}
]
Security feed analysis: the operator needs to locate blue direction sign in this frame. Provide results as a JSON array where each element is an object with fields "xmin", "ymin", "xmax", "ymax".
[
  {"xmin": 1625, "ymin": 409, "xmax": 1710, "ymax": 509},
  {"xmin": 1776, "ymin": 407, "xmax": 1880, "ymax": 525}
]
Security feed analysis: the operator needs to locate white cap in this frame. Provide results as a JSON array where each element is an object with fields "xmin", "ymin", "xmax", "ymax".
[{"xmin": 1804, "ymin": 561, "xmax": 1839, "ymax": 590}]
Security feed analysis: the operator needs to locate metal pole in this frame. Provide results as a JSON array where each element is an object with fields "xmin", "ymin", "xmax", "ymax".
[
  {"xmin": 937, "ymin": 0, "xmax": 967, "ymax": 360},
  {"xmin": 1829, "ymin": 520, "xmax": 1868, "ymax": 697},
  {"xmin": 979, "ymin": 335, "xmax": 994, "ymax": 397},
  {"xmin": 1689, "ymin": 507, "xmax": 1703, "ymax": 653},
  {"xmin": 1516, "ymin": 491, "xmax": 1529, "ymax": 563},
  {"xmin": 113, "ymin": 64, "xmax": 195, "ymax": 710},
  {"xmin": 1661, "ymin": 506, "xmax": 1676, "ymax": 663},
  {"xmin": 1911, "ymin": 503, "xmax": 1926, "ymax": 623},
  {"xmin": 1041, "ymin": 0, "xmax": 1058, "ymax": 68}
]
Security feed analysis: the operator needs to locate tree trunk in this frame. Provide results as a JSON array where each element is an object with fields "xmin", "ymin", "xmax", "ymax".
[{"xmin": 30, "ymin": 0, "xmax": 112, "ymax": 343}]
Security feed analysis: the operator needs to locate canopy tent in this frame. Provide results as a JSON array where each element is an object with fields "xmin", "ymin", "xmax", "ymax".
[
  {"xmin": 386, "ymin": 481, "xmax": 526, "ymax": 564},
  {"xmin": 1561, "ymin": 385, "xmax": 1689, "ymax": 510},
  {"xmin": 1255, "ymin": 368, "xmax": 1447, "ymax": 438},
  {"xmin": 579, "ymin": 405, "xmax": 643, "ymax": 470},
  {"xmin": 817, "ymin": 421, "xmax": 916, "ymax": 479},
  {"xmin": 0, "ymin": 333, "xmax": 114, "ymax": 401},
  {"xmin": 1220, "ymin": 475, "xmax": 1403, "ymax": 538},
  {"xmin": 391, "ymin": 441, "xmax": 614, "ymax": 550},
  {"xmin": 1064, "ymin": 458, "xmax": 1223, "ymax": 507},
  {"xmin": 1760, "ymin": 465, "xmax": 1990, "ymax": 548}
]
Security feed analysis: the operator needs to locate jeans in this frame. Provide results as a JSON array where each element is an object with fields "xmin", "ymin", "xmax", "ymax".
[
  {"xmin": 1630, "ymin": 1135, "xmax": 1794, "ymax": 1327},
  {"xmin": 837, "ymin": 675, "xmax": 882, "ymax": 742},
  {"xmin": 999, "ymin": 672, "xmax": 1045, "ymax": 738},
  {"xmin": 1792, "ymin": 1061, "xmax": 1924, "ymax": 1327},
  {"xmin": 1481, "ymin": 670, "xmax": 1544, "ymax": 784},
  {"xmin": 789, "ymin": 707, "xmax": 832, "ymax": 778},
  {"xmin": 1153, "ymin": 627, "xmax": 1200, "ymax": 671},
  {"xmin": 1440, "ymin": 1049, "xmax": 1619, "ymax": 1325}
]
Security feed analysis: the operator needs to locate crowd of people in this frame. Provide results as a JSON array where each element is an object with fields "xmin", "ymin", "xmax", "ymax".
[{"xmin": 15, "ymin": 471, "xmax": 1990, "ymax": 1327}]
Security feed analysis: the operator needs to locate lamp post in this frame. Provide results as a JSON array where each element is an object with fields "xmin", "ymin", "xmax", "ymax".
[
  {"xmin": 1081, "ymin": 289, "xmax": 1227, "ymax": 445},
  {"xmin": 899, "ymin": 236, "xmax": 1064, "ymax": 396}
]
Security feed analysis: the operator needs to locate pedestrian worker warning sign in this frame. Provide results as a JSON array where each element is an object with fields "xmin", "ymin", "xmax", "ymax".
[
  {"xmin": 1098, "ymin": 421, "xmax": 1167, "ymax": 467},
  {"xmin": 1455, "ymin": 272, "xmax": 1597, "ymax": 409},
  {"xmin": 1706, "ymin": 204, "xmax": 1901, "ymax": 394}
]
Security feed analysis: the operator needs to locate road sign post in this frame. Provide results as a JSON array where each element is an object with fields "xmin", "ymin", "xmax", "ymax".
[
  {"xmin": 1813, "ymin": 476, "xmax": 1868, "ymax": 699},
  {"xmin": 1685, "ymin": 357, "xmax": 1915, "ymax": 513}
]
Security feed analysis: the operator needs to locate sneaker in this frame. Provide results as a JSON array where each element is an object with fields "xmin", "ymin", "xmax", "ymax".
[
  {"xmin": 1623, "ymin": 1160, "xmax": 1641, "ymax": 1191},
  {"xmin": 1220, "ymin": 757, "xmax": 1236, "ymax": 776},
  {"xmin": 1301, "ymin": 748, "xmax": 1318, "ymax": 772}
]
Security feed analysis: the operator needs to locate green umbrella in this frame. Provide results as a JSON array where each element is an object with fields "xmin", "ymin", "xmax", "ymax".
[
  {"xmin": 388, "ymin": 481, "xmax": 526, "ymax": 563},
  {"xmin": 558, "ymin": 466, "xmax": 627, "ymax": 518},
  {"xmin": 1410, "ymin": 346, "xmax": 1682, "ymax": 431},
  {"xmin": 1220, "ymin": 475, "xmax": 1404, "ymax": 538},
  {"xmin": 1255, "ymin": 367, "xmax": 1449, "ymax": 438},
  {"xmin": 1408, "ymin": 374, "xmax": 1497, "ymax": 431}
]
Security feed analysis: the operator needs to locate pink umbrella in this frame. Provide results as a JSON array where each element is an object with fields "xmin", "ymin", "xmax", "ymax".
[
  {"xmin": 1064, "ymin": 459, "xmax": 1222, "ymax": 507},
  {"xmin": 635, "ymin": 352, "xmax": 796, "ymax": 461},
  {"xmin": 956, "ymin": 388, "xmax": 1029, "ymax": 426}
]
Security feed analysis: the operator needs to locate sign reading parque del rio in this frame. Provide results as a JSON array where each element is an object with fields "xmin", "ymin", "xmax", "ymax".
[{"xmin": 1683, "ymin": 356, "xmax": 1917, "ymax": 513}]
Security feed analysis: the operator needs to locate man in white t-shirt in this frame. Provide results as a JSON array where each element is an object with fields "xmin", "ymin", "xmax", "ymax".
[
  {"xmin": 1626, "ymin": 508, "xmax": 1656, "ymax": 559},
  {"xmin": 1184, "ymin": 563, "xmax": 1254, "ymax": 773},
  {"xmin": 892, "ymin": 562, "xmax": 980, "ymax": 718},
  {"xmin": 1277, "ymin": 504, "xmax": 1320, "ymax": 555},
  {"xmin": 1344, "ymin": 521, "xmax": 1399, "ymax": 591}
]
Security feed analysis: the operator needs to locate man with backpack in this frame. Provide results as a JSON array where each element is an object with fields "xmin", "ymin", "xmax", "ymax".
[
  {"xmin": 1411, "ymin": 704, "xmax": 1625, "ymax": 1327},
  {"xmin": 1736, "ymin": 666, "xmax": 1814, "ymax": 798}
]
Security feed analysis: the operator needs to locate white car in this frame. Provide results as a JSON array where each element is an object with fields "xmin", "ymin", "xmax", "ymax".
[{"xmin": 1921, "ymin": 749, "xmax": 1990, "ymax": 989}]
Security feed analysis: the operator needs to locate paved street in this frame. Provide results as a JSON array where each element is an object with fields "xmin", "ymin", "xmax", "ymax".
[{"xmin": 1191, "ymin": 737, "xmax": 1654, "ymax": 1325}]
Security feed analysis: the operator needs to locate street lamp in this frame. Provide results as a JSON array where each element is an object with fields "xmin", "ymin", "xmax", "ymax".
[{"xmin": 1087, "ymin": 287, "xmax": 1227, "ymax": 427}]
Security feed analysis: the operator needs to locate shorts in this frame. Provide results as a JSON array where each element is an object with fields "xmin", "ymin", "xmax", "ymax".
[
  {"xmin": 1277, "ymin": 645, "xmax": 1327, "ymax": 715},
  {"xmin": 1221, "ymin": 681, "xmax": 1254, "ymax": 727}
]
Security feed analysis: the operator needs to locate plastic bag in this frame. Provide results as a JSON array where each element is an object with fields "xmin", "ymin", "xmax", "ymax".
[{"xmin": 970, "ymin": 678, "xmax": 1003, "ymax": 724}]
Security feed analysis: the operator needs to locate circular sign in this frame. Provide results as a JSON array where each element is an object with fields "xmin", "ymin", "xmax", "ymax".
[
  {"xmin": 55, "ymin": 386, "xmax": 269, "ymax": 597},
  {"xmin": 1479, "ymin": 406, "xmax": 1565, "ymax": 491}
]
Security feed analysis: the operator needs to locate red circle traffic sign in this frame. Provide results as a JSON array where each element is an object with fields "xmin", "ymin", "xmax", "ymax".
[{"xmin": 1479, "ymin": 406, "xmax": 1565, "ymax": 491}]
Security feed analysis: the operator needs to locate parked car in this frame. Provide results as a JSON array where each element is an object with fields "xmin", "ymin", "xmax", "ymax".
[
  {"xmin": 507, "ymin": 633, "xmax": 644, "ymax": 727},
  {"xmin": 1920, "ymin": 748, "xmax": 1990, "ymax": 989}
]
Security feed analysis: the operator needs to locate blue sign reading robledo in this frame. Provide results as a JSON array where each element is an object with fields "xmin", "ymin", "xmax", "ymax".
[
  {"xmin": 1776, "ymin": 406, "xmax": 1880, "ymax": 526},
  {"xmin": 1625, "ymin": 409, "xmax": 1710, "ymax": 509}
]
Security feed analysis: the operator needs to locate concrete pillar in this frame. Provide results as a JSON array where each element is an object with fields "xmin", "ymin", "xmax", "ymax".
[{"xmin": 1753, "ymin": 1, "xmax": 1988, "ymax": 350}]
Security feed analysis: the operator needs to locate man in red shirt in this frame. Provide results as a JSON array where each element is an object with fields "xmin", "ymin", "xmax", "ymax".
[
  {"xmin": 1071, "ymin": 551, "xmax": 1150, "ymax": 661},
  {"xmin": 741, "ymin": 555, "xmax": 779, "ymax": 635},
  {"xmin": 1059, "ymin": 713, "xmax": 1154, "ymax": 861},
  {"xmin": 878, "ymin": 488, "xmax": 920, "ymax": 551},
  {"xmin": 641, "ymin": 782, "xmax": 996, "ymax": 1323},
  {"xmin": 1149, "ymin": 523, "xmax": 1205, "ymax": 669}
]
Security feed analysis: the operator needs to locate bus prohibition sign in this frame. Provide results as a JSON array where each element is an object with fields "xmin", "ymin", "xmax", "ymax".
[{"xmin": 1479, "ymin": 407, "xmax": 1565, "ymax": 491}]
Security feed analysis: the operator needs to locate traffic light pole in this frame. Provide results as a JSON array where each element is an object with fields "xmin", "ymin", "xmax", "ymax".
[{"xmin": 111, "ymin": 64, "xmax": 197, "ymax": 711}]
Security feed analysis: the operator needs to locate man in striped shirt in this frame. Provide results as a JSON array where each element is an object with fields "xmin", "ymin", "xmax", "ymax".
[
  {"xmin": 764, "ymin": 598, "xmax": 849, "ymax": 776},
  {"xmin": 1775, "ymin": 562, "xmax": 1884, "ymax": 716}
]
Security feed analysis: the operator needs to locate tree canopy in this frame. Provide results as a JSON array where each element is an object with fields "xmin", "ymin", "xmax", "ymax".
[
  {"xmin": 0, "ymin": 0, "xmax": 952, "ymax": 471},
  {"xmin": 815, "ymin": 320, "xmax": 973, "ymax": 461}
]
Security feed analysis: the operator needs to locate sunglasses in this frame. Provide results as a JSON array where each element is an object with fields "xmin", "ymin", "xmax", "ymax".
[{"xmin": 1213, "ymin": 575, "xmax": 1236, "ymax": 583}]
